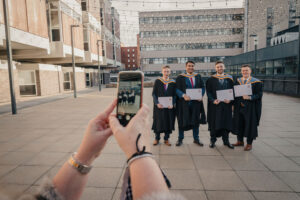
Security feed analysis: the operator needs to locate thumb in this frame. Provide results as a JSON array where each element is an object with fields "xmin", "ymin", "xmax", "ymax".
[
  {"xmin": 109, "ymin": 115, "xmax": 124, "ymax": 134},
  {"xmin": 134, "ymin": 104, "xmax": 150, "ymax": 119}
]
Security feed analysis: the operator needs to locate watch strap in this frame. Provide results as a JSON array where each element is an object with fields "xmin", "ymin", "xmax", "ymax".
[{"xmin": 68, "ymin": 152, "xmax": 92, "ymax": 175}]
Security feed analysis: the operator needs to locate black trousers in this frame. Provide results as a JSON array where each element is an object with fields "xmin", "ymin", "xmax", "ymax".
[
  {"xmin": 210, "ymin": 129, "xmax": 229, "ymax": 144},
  {"xmin": 155, "ymin": 131, "xmax": 171, "ymax": 141},
  {"xmin": 237, "ymin": 111, "xmax": 253, "ymax": 145}
]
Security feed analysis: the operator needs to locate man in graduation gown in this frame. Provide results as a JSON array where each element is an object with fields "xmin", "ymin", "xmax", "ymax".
[
  {"xmin": 175, "ymin": 61, "xmax": 206, "ymax": 146},
  {"xmin": 232, "ymin": 64, "xmax": 263, "ymax": 151},
  {"xmin": 206, "ymin": 61, "xmax": 234, "ymax": 149},
  {"xmin": 152, "ymin": 65, "xmax": 177, "ymax": 146}
]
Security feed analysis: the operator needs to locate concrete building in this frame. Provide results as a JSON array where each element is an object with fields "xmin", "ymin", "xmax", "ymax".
[
  {"xmin": 244, "ymin": 0, "xmax": 300, "ymax": 52},
  {"xmin": 224, "ymin": 0, "xmax": 300, "ymax": 96},
  {"xmin": 139, "ymin": 8, "xmax": 244, "ymax": 74},
  {"xmin": 100, "ymin": 0, "xmax": 121, "ymax": 68},
  {"xmin": 121, "ymin": 47, "xmax": 140, "ymax": 70},
  {"xmin": 0, "ymin": 0, "xmax": 120, "ymax": 103}
]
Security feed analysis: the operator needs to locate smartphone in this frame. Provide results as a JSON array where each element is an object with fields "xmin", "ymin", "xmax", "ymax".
[{"xmin": 117, "ymin": 71, "xmax": 144, "ymax": 126}]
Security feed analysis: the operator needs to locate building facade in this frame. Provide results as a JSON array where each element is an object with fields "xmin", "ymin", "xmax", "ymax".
[
  {"xmin": 100, "ymin": 0, "xmax": 121, "ymax": 68},
  {"xmin": 121, "ymin": 47, "xmax": 140, "ymax": 70},
  {"xmin": 139, "ymin": 8, "xmax": 244, "ymax": 74},
  {"xmin": 224, "ymin": 0, "xmax": 300, "ymax": 96},
  {"xmin": 244, "ymin": 0, "xmax": 300, "ymax": 52},
  {"xmin": 0, "ymin": 0, "xmax": 120, "ymax": 103}
]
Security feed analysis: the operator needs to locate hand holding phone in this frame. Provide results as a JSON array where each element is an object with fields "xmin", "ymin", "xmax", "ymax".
[{"xmin": 117, "ymin": 71, "xmax": 144, "ymax": 126}]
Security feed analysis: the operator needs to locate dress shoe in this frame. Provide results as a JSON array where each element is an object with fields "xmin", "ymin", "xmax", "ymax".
[
  {"xmin": 164, "ymin": 140, "xmax": 171, "ymax": 146},
  {"xmin": 176, "ymin": 140, "xmax": 182, "ymax": 146},
  {"xmin": 244, "ymin": 144, "xmax": 252, "ymax": 151},
  {"xmin": 193, "ymin": 140, "xmax": 204, "ymax": 147},
  {"xmin": 224, "ymin": 143, "xmax": 234, "ymax": 149},
  {"xmin": 209, "ymin": 142, "xmax": 216, "ymax": 148},
  {"xmin": 153, "ymin": 140, "xmax": 159, "ymax": 146},
  {"xmin": 233, "ymin": 141, "xmax": 244, "ymax": 146}
]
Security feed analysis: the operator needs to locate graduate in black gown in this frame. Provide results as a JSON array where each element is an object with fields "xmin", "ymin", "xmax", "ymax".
[
  {"xmin": 232, "ymin": 64, "xmax": 263, "ymax": 151},
  {"xmin": 152, "ymin": 65, "xmax": 176, "ymax": 146},
  {"xmin": 206, "ymin": 61, "xmax": 234, "ymax": 149},
  {"xmin": 175, "ymin": 61, "xmax": 206, "ymax": 146}
]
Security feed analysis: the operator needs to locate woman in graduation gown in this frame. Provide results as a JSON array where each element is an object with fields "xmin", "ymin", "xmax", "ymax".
[
  {"xmin": 232, "ymin": 64, "xmax": 263, "ymax": 151},
  {"xmin": 152, "ymin": 65, "xmax": 177, "ymax": 146}
]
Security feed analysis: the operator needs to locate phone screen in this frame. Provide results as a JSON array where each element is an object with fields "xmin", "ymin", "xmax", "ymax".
[{"xmin": 117, "ymin": 72, "xmax": 143, "ymax": 126}]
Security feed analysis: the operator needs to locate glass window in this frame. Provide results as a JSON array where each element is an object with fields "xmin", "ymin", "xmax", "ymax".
[
  {"xmin": 81, "ymin": 1, "xmax": 87, "ymax": 11},
  {"xmin": 175, "ymin": 16, "xmax": 182, "ymax": 23},
  {"xmin": 257, "ymin": 61, "xmax": 266, "ymax": 75},
  {"xmin": 266, "ymin": 60, "xmax": 273, "ymax": 75},
  {"xmin": 284, "ymin": 56, "xmax": 297, "ymax": 75},
  {"xmin": 274, "ymin": 59, "xmax": 284, "ymax": 75},
  {"xmin": 51, "ymin": 29, "xmax": 60, "ymax": 41},
  {"xmin": 50, "ymin": 11, "xmax": 59, "ymax": 28},
  {"xmin": 63, "ymin": 72, "xmax": 71, "ymax": 91}
]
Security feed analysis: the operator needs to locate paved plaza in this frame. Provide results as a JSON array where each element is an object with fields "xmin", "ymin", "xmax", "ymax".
[{"xmin": 0, "ymin": 88, "xmax": 300, "ymax": 200}]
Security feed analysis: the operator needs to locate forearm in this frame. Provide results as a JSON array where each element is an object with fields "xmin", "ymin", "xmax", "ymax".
[
  {"xmin": 201, "ymin": 87, "xmax": 205, "ymax": 96},
  {"xmin": 176, "ymin": 89, "xmax": 184, "ymax": 98},
  {"xmin": 130, "ymin": 157, "xmax": 169, "ymax": 200},
  {"xmin": 206, "ymin": 91, "xmax": 214, "ymax": 102},
  {"xmin": 250, "ymin": 91, "xmax": 263, "ymax": 100},
  {"xmin": 152, "ymin": 94, "xmax": 159, "ymax": 105},
  {"xmin": 53, "ymin": 161, "xmax": 89, "ymax": 200}
]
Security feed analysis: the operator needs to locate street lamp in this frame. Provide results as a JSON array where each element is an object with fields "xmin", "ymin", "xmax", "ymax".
[
  {"xmin": 3, "ymin": 0, "xmax": 17, "ymax": 114},
  {"xmin": 250, "ymin": 34, "xmax": 258, "ymax": 75},
  {"xmin": 97, "ymin": 39, "xmax": 102, "ymax": 92},
  {"xmin": 71, "ymin": 24, "xmax": 79, "ymax": 98}
]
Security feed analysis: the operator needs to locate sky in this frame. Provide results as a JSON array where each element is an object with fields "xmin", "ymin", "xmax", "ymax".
[{"xmin": 110, "ymin": 0, "xmax": 245, "ymax": 46}]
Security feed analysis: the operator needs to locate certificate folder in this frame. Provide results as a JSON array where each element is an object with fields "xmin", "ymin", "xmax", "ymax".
[
  {"xmin": 234, "ymin": 84, "xmax": 252, "ymax": 97},
  {"xmin": 186, "ymin": 89, "xmax": 202, "ymax": 100},
  {"xmin": 216, "ymin": 89, "xmax": 234, "ymax": 101},
  {"xmin": 158, "ymin": 97, "xmax": 173, "ymax": 108}
]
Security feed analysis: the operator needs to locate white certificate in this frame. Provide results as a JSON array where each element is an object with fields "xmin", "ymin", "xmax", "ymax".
[
  {"xmin": 216, "ymin": 89, "xmax": 234, "ymax": 101},
  {"xmin": 158, "ymin": 97, "xmax": 173, "ymax": 108},
  {"xmin": 186, "ymin": 88, "xmax": 202, "ymax": 100},
  {"xmin": 234, "ymin": 84, "xmax": 252, "ymax": 97}
]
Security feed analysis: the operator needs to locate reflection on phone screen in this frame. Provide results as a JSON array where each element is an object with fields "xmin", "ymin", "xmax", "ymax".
[{"xmin": 117, "ymin": 74, "xmax": 142, "ymax": 126}]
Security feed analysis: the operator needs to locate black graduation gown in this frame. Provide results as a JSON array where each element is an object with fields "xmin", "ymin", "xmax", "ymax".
[
  {"xmin": 206, "ymin": 75, "xmax": 234, "ymax": 135},
  {"xmin": 176, "ymin": 74, "xmax": 206, "ymax": 131},
  {"xmin": 152, "ymin": 79, "xmax": 176, "ymax": 133},
  {"xmin": 232, "ymin": 77, "xmax": 263, "ymax": 139}
]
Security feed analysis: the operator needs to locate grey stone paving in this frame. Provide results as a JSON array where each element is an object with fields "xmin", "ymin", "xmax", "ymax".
[{"xmin": 0, "ymin": 88, "xmax": 300, "ymax": 200}]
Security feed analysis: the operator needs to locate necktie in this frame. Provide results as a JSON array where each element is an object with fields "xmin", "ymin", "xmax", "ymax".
[
  {"xmin": 190, "ymin": 78, "xmax": 194, "ymax": 88},
  {"xmin": 164, "ymin": 84, "xmax": 167, "ymax": 91}
]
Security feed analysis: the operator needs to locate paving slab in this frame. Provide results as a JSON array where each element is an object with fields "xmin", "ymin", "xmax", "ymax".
[
  {"xmin": 164, "ymin": 169, "xmax": 203, "ymax": 190},
  {"xmin": 199, "ymin": 170, "xmax": 247, "ymax": 191},
  {"xmin": 0, "ymin": 88, "xmax": 299, "ymax": 199},
  {"xmin": 237, "ymin": 171, "xmax": 292, "ymax": 192},
  {"xmin": 276, "ymin": 172, "xmax": 300, "ymax": 192},
  {"xmin": 252, "ymin": 192, "xmax": 300, "ymax": 200},
  {"xmin": 172, "ymin": 190, "xmax": 207, "ymax": 200},
  {"xmin": 193, "ymin": 156, "xmax": 233, "ymax": 170},
  {"xmin": 206, "ymin": 191, "xmax": 255, "ymax": 200}
]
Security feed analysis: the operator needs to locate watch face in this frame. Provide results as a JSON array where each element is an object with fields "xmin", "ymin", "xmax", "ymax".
[{"xmin": 78, "ymin": 165, "xmax": 91, "ymax": 174}]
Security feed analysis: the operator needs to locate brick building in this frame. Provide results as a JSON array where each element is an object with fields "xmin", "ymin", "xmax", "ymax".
[{"xmin": 121, "ymin": 47, "xmax": 140, "ymax": 70}]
